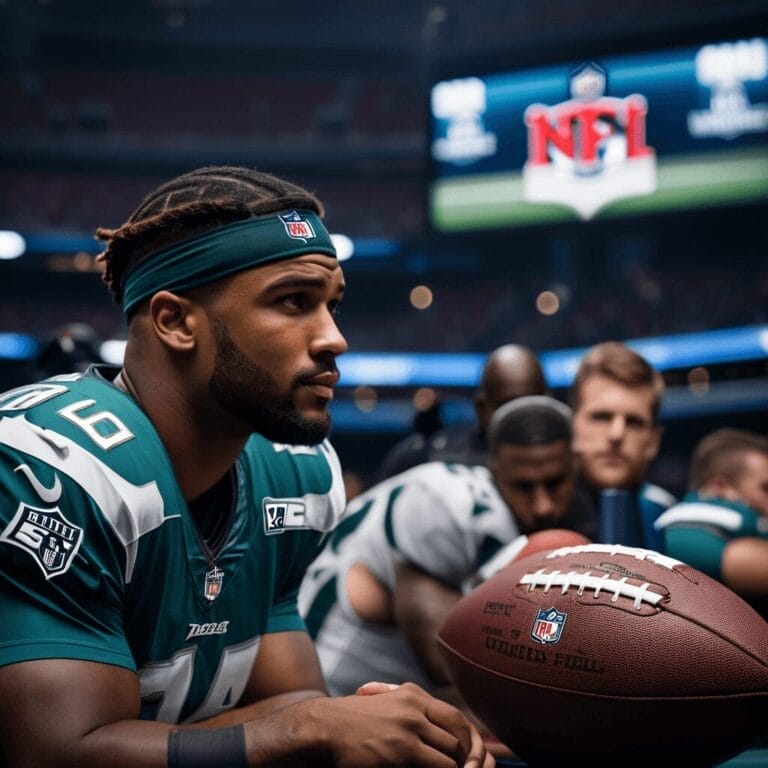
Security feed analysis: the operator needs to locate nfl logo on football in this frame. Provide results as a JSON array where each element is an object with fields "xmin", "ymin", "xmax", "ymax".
[{"xmin": 531, "ymin": 607, "xmax": 567, "ymax": 644}]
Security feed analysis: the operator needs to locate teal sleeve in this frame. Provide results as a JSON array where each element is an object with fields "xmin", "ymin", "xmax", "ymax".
[
  {"xmin": 0, "ymin": 454, "xmax": 135, "ymax": 671},
  {"xmin": 265, "ymin": 586, "xmax": 306, "ymax": 634},
  {"xmin": 663, "ymin": 527, "xmax": 726, "ymax": 580}
]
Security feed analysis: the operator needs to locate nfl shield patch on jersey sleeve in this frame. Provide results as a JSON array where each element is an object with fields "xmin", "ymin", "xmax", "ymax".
[{"xmin": 0, "ymin": 502, "xmax": 83, "ymax": 578}]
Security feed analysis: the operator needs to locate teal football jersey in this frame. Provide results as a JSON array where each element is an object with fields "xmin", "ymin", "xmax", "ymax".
[
  {"xmin": 0, "ymin": 368, "xmax": 345, "ymax": 724},
  {"xmin": 655, "ymin": 492, "xmax": 768, "ymax": 580},
  {"xmin": 638, "ymin": 482, "xmax": 676, "ymax": 552}
]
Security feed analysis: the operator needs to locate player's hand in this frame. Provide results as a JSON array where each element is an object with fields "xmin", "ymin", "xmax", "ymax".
[
  {"xmin": 357, "ymin": 682, "xmax": 494, "ymax": 767},
  {"xmin": 355, "ymin": 681, "xmax": 400, "ymax": 695},
  {"xmin": 318, "ymin": 682, "xmax": 494, "ymax": 768}
]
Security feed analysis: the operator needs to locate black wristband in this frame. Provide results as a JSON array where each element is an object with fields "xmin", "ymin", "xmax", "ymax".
[{"xmin": 167, "ymin": 724, "xmax": 248, "ymax": 768}]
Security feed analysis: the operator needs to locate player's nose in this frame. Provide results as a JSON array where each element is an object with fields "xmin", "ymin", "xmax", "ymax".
[
  {"xmin": 607, "ymin": 415, "xmax": 627, "ymax": 441},
  {"xmin": 312, "ymin": 309, "xmax": 348, "ymax": 358},
  {"xmin": 532, "ymin": 486, "xmax": 555, "ymax": 517}
]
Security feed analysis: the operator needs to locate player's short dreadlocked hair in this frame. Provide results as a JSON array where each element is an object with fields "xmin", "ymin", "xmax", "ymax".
[{"xmin": 96, "ymin": 166, "xmax": 324, "ymax": 307}]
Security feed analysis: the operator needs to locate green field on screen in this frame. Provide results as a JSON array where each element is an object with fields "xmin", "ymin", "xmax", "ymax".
[{"xmin": 430, "ymin": 147, "xmax": 768, "ymax": 231}]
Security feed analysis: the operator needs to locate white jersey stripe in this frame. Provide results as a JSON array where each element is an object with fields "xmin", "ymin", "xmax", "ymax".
[
  {"xmin": 653, "ymin": 503, "xmax": 744, "ymax": 532},
  {"xmin": 0, "ymin": 415, "xmax": 171, "ymax": 583}
]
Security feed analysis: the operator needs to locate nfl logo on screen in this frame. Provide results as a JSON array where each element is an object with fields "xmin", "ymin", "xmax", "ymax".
[
  {"xmin": 279, "ymin": 210, "xmax": 315, "ymax": 242},
  {"xmin": 522, "ymin": 61, "xmax": 656, "ymax": 219},
  {"xmin": 531, "ymin": 607, "xmax": 567, "ymax": 644}
]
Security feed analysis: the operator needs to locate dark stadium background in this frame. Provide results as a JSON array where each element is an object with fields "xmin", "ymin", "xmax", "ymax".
[{"xmin": 0, "ymin": 0, "xmax": 766, "ymax": 494}]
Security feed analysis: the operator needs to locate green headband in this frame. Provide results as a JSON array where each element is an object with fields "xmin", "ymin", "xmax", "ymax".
[{"xmin": 121, "ymin": 209, "xmax": 336, "ymax": 315}]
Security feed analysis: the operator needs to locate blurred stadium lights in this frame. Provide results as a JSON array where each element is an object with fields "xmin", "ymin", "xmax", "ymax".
[
  {"xmin": 337, "ymin": 324, "xmax": 768, "ymax": 388},
  {"xmin": 351, "ymin": 238, "xmax": 402, "ymax": 258},
  {"xmin": 21, "ymin": 233, "xmax": 102, "ymax": 255},
  {"xmin": 332, "ymin": 398, "xmax": 438, "ymax": 433},
  {"xmin": 0, "ymin": 333, "xmax": 38, "ymax": 360},
  {"xmin": 0, "ymin": 232, "xmax": 26, "ymax": 260},
  {"xmin": 99, "ymin": 340, "xmax": 127, "ymax": 366},
  {"xmin": 3, "ymin": 322, "xmax": 767, "ymax": 433},
  {"xmin": 10, "ymin": 324, "xmax": 768, "ymax": 384},
  {"xmin": 330, "ymin": 233, "xmax": 354, "ymax": 261}
]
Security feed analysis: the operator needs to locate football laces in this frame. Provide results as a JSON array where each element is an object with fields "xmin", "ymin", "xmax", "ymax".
[{"xmin": 519, "ymin": 568, "xmax": 665, "ymax": 610}]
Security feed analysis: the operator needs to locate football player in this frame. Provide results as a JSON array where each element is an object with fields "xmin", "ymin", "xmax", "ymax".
[
  {"xmin": 300, "ymin": 395, "xmax": 592, "ymax": 698},
  {"xmin": 376, "ymin": 344, "xmax": 547, "ymax": 480},
  {"xmin": 0, "ymin": 167, "xmax": 491, "ymax": 768},
  {"xmin": 655, "ymin": 428, "xmax": 768, "ymax": 618},
  {"xmin": 570, "ymin": 341, "xmax": 676, "ymax": 549}
]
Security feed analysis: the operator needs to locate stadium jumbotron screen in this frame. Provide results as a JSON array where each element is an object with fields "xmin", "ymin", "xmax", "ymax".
[{"xmin": 428, "ymin": 35, "xmax": 768, "ymax": 232}]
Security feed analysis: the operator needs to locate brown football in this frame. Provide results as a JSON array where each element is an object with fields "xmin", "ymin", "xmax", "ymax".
[
  {"xmin": 438, "ymin": 543, "xmax": 768, "ymax": 767},
  {"xmin": 509, "ymin": 529, "xmax": 591, "ymax": 563}
]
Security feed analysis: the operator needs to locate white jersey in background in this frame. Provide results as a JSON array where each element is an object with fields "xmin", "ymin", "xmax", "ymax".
[{"xmin": 298, "ymin": 461, "xmax": 520, "ymax": 695}]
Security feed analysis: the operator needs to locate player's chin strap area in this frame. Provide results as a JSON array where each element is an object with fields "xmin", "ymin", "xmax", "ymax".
[
  {"xmin": 121, "ymin": 209, "xmax": 337, "ymax": 315},
  {"xmin": 168, "ymin": 724, "xmax": 248, "ymax": 768}
]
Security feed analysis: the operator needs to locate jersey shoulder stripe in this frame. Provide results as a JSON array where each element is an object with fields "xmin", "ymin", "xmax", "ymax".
[
  {"xmin": 0, "ymin": 372, "xmax": 183, "ymax": 582},
  {"xmin": 640, "ymin": 482, "xmax": 676, "ymax": 509},
  {"xmin": 654, "ymin": 502, "xmax": 744, "ymax": 532}
]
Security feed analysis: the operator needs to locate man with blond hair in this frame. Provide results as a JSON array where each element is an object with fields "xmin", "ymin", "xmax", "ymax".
[{"xmin": 570, "ymin": 341, "xmax": 675, "ymax": 550}]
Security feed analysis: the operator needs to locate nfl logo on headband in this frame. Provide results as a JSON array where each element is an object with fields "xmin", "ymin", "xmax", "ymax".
[{"xmin": 279, "ymin": 210, "xmax": 316, "ymax": 243}]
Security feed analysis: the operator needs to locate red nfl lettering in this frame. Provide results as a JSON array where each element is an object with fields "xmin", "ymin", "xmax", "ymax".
[
  {"xmin": 525, "ymin": 97, "xmax": 651, "ymax": 168},
  {"xmin": 530, "ymin": 606, "xmax": 567, "ymax": 644},
  {"xmin": 288, "ymin": 222, "xmax": 312, "ymax": 238},
  {"xmin": 525, "ymin": 106, "xmax": 575, "ymax": 165},
  {"xmin": 521, "ymin": 62, "xmax": 657, "ymax": 219},
  {"xmin": 625, "ymin": 95, "xmax": 652, "ymax": 159},
  {"xmin": 533, "ymin": 620, "xmax": 558, "ymax": 642}
]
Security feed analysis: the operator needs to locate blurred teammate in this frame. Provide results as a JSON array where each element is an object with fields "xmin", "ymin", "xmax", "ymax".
[
  {"xmin": 655, "ymin": 428, "xmax": 768, "ymax": 618},
  {"xmin": 376, "ymin": 343, "xmax": 547, "ymax": 480},
  {"xmin": 300, "ymin": 395, "xmax": 592, "ymax": 699},
  {"xmin": 0, "ymin": 167, "xmax": 490, "ymax": 768},
  {"xmin": 32, "ymin": 321, "xmax": 104, "ymax": 378},
  {"xmin": 570, "ymin": 341, "xmax": 675, "ymax": 549}
]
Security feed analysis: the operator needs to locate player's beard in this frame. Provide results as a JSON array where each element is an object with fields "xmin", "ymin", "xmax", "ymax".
[{"xmin": 208, "ymin": 320, "xmax": 331, "ymax": 445}]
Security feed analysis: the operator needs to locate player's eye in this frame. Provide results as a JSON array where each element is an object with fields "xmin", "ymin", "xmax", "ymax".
[
  {"xmin": 544, "ymin": 476, "xmax": 567, "ymax": 492},
  {"xmin": 512, "ymin": 481, "xmax": 534, "ymax": 494},
  {"xmin": 280, "ymin": 293, "xmax": 307, "ymax": 311}
]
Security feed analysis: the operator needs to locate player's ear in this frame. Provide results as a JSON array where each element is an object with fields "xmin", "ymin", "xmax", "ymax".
[
  {"xmin": 148, "ymin": 291, "xmax": 201, "ymax": 352},
  {"xmin": 707, "ymin": 473, "xmax": 740, "ymax": 501}
]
